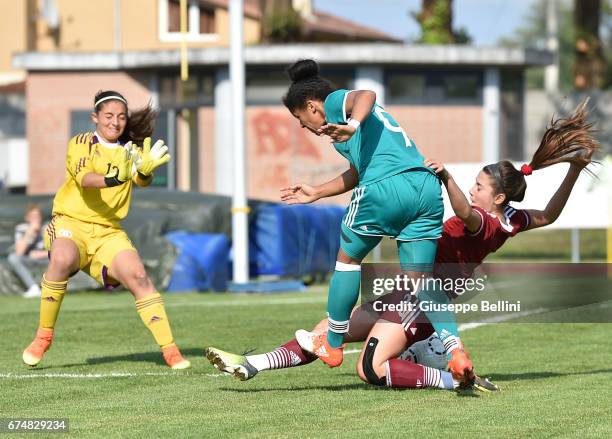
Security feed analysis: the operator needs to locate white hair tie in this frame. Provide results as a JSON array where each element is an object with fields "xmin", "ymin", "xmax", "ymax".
[{"xmin": 94, "ymin": 95, "xmax": 127, "ymax": 108}]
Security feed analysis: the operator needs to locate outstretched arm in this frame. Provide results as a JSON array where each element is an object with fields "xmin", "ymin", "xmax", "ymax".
[
  {"xmin": 280, "ymin": 165, "xmax": 359, "ymax": 204},
  {"xmin": 525, "ymin": 163, "xmax": 584, "ymax": 230},
  {"xmin": 425, "ymin": 159, "xmax": 481, "ymax": 233}
]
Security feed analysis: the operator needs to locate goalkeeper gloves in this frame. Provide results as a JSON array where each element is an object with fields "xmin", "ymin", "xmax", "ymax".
[
  {"xmin": 104, "ymin": 142, "xmax": 135, "ymax": 187},
  {"xmin": 134, "ymin": 137, "xmax": 171, "ymax": 177},
  {"xmin": 448, "ymin": 347, "xmax": 475, "ymax": 383}
]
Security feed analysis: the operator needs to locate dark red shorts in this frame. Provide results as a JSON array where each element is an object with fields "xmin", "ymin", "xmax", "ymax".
[{"xmin": 369, "ymin": 290, "xmax": 435, "ymax": 346}]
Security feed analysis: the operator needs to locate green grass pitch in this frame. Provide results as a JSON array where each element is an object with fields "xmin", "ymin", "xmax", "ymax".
[{"xmin": 2, "ymin": 289, "xmax": 611, "ymax": 438}]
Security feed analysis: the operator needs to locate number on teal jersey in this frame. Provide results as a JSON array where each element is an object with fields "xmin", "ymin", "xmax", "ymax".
[
  {"xmin": 323, "ymin": 89, "xmax": 430, "ymax": 185},
  {"xmin": 373, "ymin": 107, "xmax": 414, "ymax": 148}
]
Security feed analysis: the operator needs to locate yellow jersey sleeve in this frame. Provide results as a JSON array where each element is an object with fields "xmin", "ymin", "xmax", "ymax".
[{"xmin": 66, "ymin": 132, "xmax": 95, "ymax": 186}]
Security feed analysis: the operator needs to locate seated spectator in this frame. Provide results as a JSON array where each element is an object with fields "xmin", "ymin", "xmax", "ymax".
[{"xmin": 8, "ymin": 204, "xmax": 48, "ymax": 298}]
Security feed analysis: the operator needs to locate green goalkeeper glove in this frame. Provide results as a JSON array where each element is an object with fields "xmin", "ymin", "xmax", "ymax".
[
  {"xmin": 134, "ymin": 137, "xmax": 171, "ymax": 177},
  {"xmin": 104, "ymin": 142, "xmax": 135, "ymax": 187}
]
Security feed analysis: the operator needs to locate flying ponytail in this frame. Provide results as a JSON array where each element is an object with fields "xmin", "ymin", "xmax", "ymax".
[{"xmin": 484, "ymin": 98, "xmax": 599, "ymax": 204}]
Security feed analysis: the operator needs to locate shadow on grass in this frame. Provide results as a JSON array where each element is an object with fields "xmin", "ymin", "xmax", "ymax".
[
  {"xmin": 485, "ymin": 368, "xmax": 612, "ymax": 381},
  {"xmin": 53, "ymin": 347, "xmax": 204, "ymax": 368},
  {"xmin": 218, "ymin": 368, "xmax": 612, "ymax": 394},
  {"xmin": 220, "ymin": 384, "xmax": 485, "ymax": 397},
  {"xmin": 219, "ymin": 383, "xmax": 384, "ymax": 392}
]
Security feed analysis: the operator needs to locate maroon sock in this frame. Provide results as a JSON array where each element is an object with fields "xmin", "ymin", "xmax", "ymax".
[
  {"xmin": 252, "ymin": 338, "xmax": 317, "ymax": 370},
  {"xmin": 386, "ymin": 358, "xmax": 426, "ymax": 388},
  {"xmin": 279, "ymin": 338, "xmax": 317, "ymax": 366}
]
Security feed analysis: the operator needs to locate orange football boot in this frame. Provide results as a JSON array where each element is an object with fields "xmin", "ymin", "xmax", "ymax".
[
  {"xmin": 162, "ymin": 344, "xmax": 191, "ymax": 370},
  {"xmin": 23, "ymin": 328, "xmax": 54, "ymax": 367},
  {"xmin": 296, "ymin": 330, "xmax": 344, "ymax": 368}
]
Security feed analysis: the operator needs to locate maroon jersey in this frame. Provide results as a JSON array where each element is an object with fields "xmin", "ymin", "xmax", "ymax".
[{"xmin": 434, "ymin": 205, "xmax": 531, "ymax": 279}]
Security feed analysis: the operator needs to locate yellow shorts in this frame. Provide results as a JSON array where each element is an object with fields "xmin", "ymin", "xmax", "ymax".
[{"xmin": 44, "ymin": 215, "xmax": 136, "ymax": 288}]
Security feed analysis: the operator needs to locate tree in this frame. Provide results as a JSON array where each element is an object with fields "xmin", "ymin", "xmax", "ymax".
[
  {"xmin": 498, "ymin": 0, "xmax": 575, "ymax": 90},
  {"xmin": 603, "ymin": 0, "xmax": 612, "ymax": 87},
  {"xmin": 574, "ymin": 0, "xmax": 606, "ymax": 89},
  {"xmin": 413, "ymin": 0, "xmax": 471, "ymax": 44},
  {"xmin": 259, "ymin": 0, "xmax": 303, "ymax": 43}
]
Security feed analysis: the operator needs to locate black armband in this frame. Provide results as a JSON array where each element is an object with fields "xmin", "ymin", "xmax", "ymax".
[{"xmin": 104, "ymin": 176, "xmax": 124, "ymax": 187}]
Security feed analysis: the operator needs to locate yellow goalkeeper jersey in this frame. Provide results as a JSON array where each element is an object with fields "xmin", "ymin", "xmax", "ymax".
[{"xmin": 52, "ymin": 132, "xmax": 135, "ymax": 228}]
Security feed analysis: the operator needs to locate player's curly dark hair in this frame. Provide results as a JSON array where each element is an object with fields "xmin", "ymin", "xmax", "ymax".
[
  {"xmin": 282, "ymin": 59, "xmax": 336, "ymax": 112},
  {"xmin": 93, "ymin": 90, "xmax": 158, "ymax": 145},
  {"xmin": 484, "ymin": 98, "xmax": 599, "ymax": 204}
]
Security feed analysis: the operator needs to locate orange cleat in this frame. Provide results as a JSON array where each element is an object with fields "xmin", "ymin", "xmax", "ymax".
[
  {"xmin": 22, "ymin": 328, "xmax": 54, "ymax": 367},
  {"xmin": 448, "ymin": 348, "xmax": 474, "ymax": 383},
  {"xmin": 162, "ymin": 344, "xmax": 191, "ymax": 370},
  {"xmin": 295, "ymin": 330, "xmax": 344, "ymax": 368}
]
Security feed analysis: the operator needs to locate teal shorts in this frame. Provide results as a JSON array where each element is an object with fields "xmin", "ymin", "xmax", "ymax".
[{"xmin": 342, "ymin": 170, "xmax": 444, "ymax": 242}]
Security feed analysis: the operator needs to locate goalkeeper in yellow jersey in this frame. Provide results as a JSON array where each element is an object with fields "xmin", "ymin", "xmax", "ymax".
[{"xmin": 22, "ymin": 90, "xmax": 190, "ymax": 370}]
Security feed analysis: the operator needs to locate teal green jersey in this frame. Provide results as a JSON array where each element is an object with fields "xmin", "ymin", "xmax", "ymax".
[{"xmin": 323, "ymin": 89, "xmax": 432, "ymax": 185}]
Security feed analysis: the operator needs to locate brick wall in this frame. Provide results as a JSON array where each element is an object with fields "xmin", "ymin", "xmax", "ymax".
[
  {"xmin": 245, "ymin": 106, "xmax": 351, "ymax": 205},
  {"xmin": 198, "ymin": 106, "xmax": 215, "ymax": 193},
  {"xmin": 387, "ymin": 105, "xmax": 482, "ymax": 162}
]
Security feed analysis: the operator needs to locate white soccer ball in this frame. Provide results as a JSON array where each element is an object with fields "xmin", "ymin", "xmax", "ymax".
[{"xmin": 400, "ymin": 334, "xmax": 448, "ymax": 370}]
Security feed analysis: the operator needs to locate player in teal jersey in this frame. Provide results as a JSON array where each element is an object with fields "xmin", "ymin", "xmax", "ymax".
[
  {"xmin": 280, "ymin": 59, "xmax": 450, "ymax": 369},
  {"xmin": 208, "ymin": 99, "xmax": 596, "ymax": 391}
]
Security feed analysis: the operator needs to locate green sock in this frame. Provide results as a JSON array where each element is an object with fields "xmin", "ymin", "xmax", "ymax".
[
  {"xmin": 397, "ymin": 239, "xmax": 461, "ymax": 352},
  {"xmin": 418, "ymin": 285, "xmax": 461, "ymax": 351},
  {"xmin": 326, "ymin": 263, "xmax": 361, "ymax": 348}
]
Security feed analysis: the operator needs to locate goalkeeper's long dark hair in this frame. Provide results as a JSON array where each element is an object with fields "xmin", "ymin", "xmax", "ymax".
[
  {"xmin": 483, "ymin": 98, "xmax": 599, "ymax": 205},
  {"xmin": 93, "ymin": 90, "xmax": 158, "ymax": 145}
]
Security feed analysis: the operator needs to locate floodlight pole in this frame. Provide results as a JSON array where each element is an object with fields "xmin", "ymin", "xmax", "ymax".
[
  {"xmin": 545, "ymin": 0, "xmax": 559, "ymax": 92},
  {"xmin": 230, "ymin": 0, "xmax": 249, "ymax": 284}
]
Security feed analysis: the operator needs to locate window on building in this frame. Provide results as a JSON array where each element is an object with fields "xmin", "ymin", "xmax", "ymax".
[
  {"xmin": 386, "ymin": 70, "xmax": 482, "ymax": 104},
  {"xmin": 245, "ymin": 67, "xmax": 355, "ymax": 105},
  {"xmin": 0, "ymin": 93, "xmax": 26, "ymax": 137},
  {"xmin": 159, "ymin": 0, "xmax": 217, "ymax": 42},
  {"xmin": 317, "ymin": 67, "xmax": 354, "ymax": 91},
  {"xmin": 199, "ymin": 5, "xmax": 215, "ymax": 34},
  {"xmin": 443, "ymin": 75, "xmax": 479, "ymax": 99},
  {"xmin": 387, "ymin": 74, "xmax": 426, "ymax": 101},
  {"xmin": 70, "ymin": 111, "xmax": 94, "ymax": 137},
  {"xmin": 246, "ymin": 71, "xmax": 289, "ymax": 105},
  {"xmin": 500, "ymin": 69, "xmax": 524, "ymax": 160},
  {"xmin": 159, "ymin": 73, "xmax": 214, "ymax": 107},
  {"xmin": 244, "ymin": 67, "xmax": 353, "ymax": 105}
]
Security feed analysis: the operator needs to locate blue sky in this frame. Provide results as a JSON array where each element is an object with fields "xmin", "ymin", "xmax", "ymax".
[{"xmin": 314, "ymin": 0, "xmax": 536, "ymax": 46}]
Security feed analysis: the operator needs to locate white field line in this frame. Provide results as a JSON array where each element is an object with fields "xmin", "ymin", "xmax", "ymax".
[
  {"xmin": 456, "ymin": 307, "xmax": 550, "ymax": 330},
  {"xmin": 0, "ymin": 371, "xmax": 224, "ymax": 379},
  {"xmin": 344, "ymin": 306, "xmax": 550, "ymax": 356}
]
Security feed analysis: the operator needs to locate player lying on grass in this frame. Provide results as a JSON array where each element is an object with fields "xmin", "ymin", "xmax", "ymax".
[
  {"xmin": 206, "ymin": 100, "xmax": 598, "ymax": 391},
  {"xmin": 22, "ymin": 90, "xmax": 190, "ymax": 370}
]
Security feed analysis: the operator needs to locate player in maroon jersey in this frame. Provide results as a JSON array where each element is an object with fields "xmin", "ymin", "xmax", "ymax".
[{"xmin": 206, "ymin": 100, "xmax": 598, "ymax": 392}]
